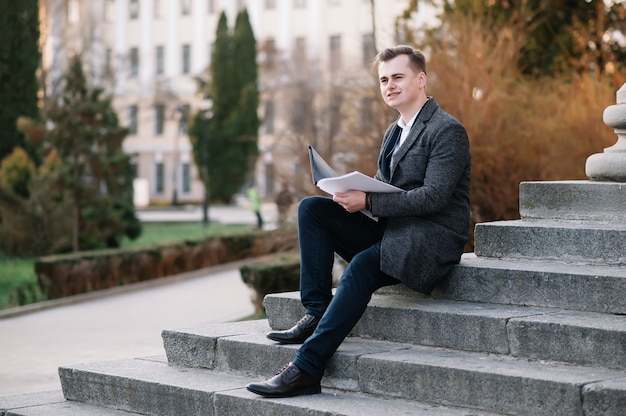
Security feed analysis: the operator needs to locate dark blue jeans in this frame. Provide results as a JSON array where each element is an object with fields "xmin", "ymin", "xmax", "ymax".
[{"xmin": 292, "ymin": 196, "xmax": 400, "ymax": 380}]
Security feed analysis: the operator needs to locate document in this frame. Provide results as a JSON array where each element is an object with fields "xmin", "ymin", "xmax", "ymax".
[
  {"xmin": 308, "ymin": 146, "xmax": 402, "ymax": 194},
  {"xmin": 308, "ymin": 146, "xmax": 402, "ymax": 220}
]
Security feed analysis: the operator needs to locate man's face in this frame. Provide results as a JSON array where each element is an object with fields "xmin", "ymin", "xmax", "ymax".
[{"xmin": 378, "ymin": 55, "xmax": 425, "ymax": 114}]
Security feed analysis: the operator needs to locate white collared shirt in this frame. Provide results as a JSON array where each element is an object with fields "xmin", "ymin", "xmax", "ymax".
[{"xmin": 390, "ymin": 108, "xmax": 421, "ymax": 166}]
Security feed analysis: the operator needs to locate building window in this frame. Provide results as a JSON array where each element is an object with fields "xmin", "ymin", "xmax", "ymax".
[
  {"xmin": 328, "ymin": 0, "xmax": 340, "ymax": 5},
  {"xmin": 129, "ymin": 0, "xmax": 139, "ymax": 19},
  {"xmin": 294, "ymin": 0, "xmax": 306, "ymax": 8},
  {"xmin": 260, "ymin": 38, "xmax": 277, "ymax": 70},
  {"xmin": 263, "ymin": 100, "xmax": 275, "ymax": 134},
  {"xmin": 154, "ymin": 0, "xmax": 164, "ymax": 18},
  {"xmin": 182, "ymin": 163, "xmax": 191, "ymax": 193},
  {"xmin": 128, "ymin": 105, "xmax": 138, "ymax": 135},
  {"xmin": 104, "ymin": 48, "xmax": 113, "ymax": 76},
  {"xmin": 265, "ymin": 0, "xmax": 276, "ymax": 9},
  {"xmin": 293, "ymin": 37, "xmax": 306, "ymax": 67},
  {"xmin": 359, "ymin": 98, "xmax": 374, "ymax": 133},
  {"xmin": 329, "ymin": 35, "xmax": 342, "ymax": 72},
  {"xmin": 177, "ymin": 104, "xmax": 190, "ymax": 134},
  {"xmin": 208, "ymin": 0, "xmax": 216, "ymax": 14},
  {"xmin": 181, "ymin": 0, "xmax": 191, "ymax": 15},
  {"xmin": 156, "ymin": 45, "xmax": 164, "ymax": 75},
  {"xmin": 155, "ymin": 162, "xmax": 164, "ymax": 194},
  {"xmin": 182, "ymin": 44, "xmax": 191, "ymax": 74},
  {"xmin": 329, "ymin": 93, "xmax": 342, "ymax": 137},
  {"xmin": 362, "ymin": 33, "xmax": 375, "ymax": 66},
  {"xmin": 155, "ymin": 104, "xmax": 165, "ymax": 135},
  {"xmin": 68, "ymin": 0, "xmax": 80, "ymax": 24},
  {"xmin": 129, "ymin": 47, "xmax": 139, "ymax": 77}
]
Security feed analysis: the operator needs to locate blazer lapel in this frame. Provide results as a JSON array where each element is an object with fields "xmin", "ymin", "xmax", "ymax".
[{"xmin": 389, "ymin": 98, "xmax": 438, "ymax": 178}]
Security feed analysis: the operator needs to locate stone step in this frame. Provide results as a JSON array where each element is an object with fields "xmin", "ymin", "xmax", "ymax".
[
  {"xmin": 57, "ymin": 355, "xmax": 510, "ymax": 416},
  {"xmin": 259, "ymin": 292, "xmax": 626, "ymax": 370},
  {"xmin": 519, "ymin": 180, "xmax": 626, "ymax": 222},
  {"xmin": 0, "ymin": 390, "xmax": 141, "ymax": 415},
  {"xmin": 159, "ymin": 322, "xmax": 626, "ymax": 416},
  {"xmin": 432, "ymin": 253, "xmax": 626, "ymax": 314},
  {"xmin": 474, "ymin": 219, "xmax": 626, "ymax": 264}
]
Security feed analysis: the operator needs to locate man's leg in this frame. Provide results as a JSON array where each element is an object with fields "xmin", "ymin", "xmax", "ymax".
[
  {"xmin": 293, "ymin": 243, "xmax": 399, "ymax": 381},
  {"xmin": 296, "ymin": 196, "xmax": 386, "ymax": 317},
  {"xmin": 266, "ymin": 196, "xmax": 386, "ymax": 344}
]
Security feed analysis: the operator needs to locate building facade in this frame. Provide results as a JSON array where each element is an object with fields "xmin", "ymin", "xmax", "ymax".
[{"xmin": 40, "ymin": 0, "xmax": 435, "ymax": 206}]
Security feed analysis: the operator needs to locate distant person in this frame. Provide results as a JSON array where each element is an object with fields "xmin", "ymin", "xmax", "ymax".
[
  {"xmin": 247, "ymin": 186, "xmax": 264, "ymax": 229},
  {"xmin": 246, "ymin": 45, "xmax": 471, "ymax": 398},
  {"xmin": 275, "ymin": 182, "xmax": 295, "ymax": 226}
]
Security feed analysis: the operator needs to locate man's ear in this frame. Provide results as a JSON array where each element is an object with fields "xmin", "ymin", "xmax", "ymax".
[{"xmin": 419, "ymin": 73, "xmax": 427, "ymax": 88}]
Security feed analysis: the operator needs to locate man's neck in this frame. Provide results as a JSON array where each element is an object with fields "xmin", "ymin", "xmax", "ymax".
[{"xmin": 399, "ymin": 95, "xmax": 428, "ymax": 125}]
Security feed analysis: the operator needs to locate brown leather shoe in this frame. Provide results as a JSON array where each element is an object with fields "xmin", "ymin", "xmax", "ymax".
[
  {"xmin": 267, "ymin": 314, "xmax": 320, "ymax": 344},
  {"xmin": 246, "ymin": 362, "xmax": 321, "ymax": 398}
]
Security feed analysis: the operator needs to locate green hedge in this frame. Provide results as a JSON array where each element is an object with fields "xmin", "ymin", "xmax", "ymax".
[{"xmin": 35, "ymin": 229, "xmax": 298, "ymax": 300}]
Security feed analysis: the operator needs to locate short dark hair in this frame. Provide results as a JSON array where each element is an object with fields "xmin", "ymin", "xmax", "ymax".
[{"xmin": 373, "ymin": 45, "xmax": 426, "ymax": 75}]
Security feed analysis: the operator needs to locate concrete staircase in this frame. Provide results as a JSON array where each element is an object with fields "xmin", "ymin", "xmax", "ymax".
[{"xmin": 1, "ymin": 180, "xmax": 625, "ymax": 416}]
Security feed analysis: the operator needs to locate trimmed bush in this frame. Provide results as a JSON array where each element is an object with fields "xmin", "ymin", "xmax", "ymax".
[{"xmin": 240, "ymin": 252, "xmax": 300, "ymax": 314}]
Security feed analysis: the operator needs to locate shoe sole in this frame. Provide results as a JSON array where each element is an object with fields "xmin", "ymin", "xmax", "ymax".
[
  {"xmin": 266, "ymin": 334, "xmax": 308, "ymax": 344},
  {"xmin": 246, "ymin": 385, "xmax": 322, "ymax": 398}
]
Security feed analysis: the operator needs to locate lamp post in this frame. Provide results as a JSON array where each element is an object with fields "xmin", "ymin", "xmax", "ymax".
[
  {"xmin": 199, "ymin": 95, "xmax": 213, "ymax": 226},
  {"xmin": 172, "ymin": 104, "xmax": 188, "ymax": 206}
]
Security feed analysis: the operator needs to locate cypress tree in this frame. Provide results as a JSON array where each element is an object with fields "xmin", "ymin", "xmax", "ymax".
[
  {"xmin": 232, "ymin": 8, "xmax": 260, "ymax": 183},
  {"xmin": 0, "ymin": 0, "xmax": 40, "ymax": 162},
  {"xmin": 200, "ymin": 9, "xmax": 260, "ymax": 203}
]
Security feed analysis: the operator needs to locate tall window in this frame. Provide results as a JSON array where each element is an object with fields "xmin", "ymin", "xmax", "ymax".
[
  {"xmin": 181, "ymin": 0, "xmax": 191, "ymax": 15},
  {"xmin": 329, "ymin": 93, "xmax": 342, "ymax": 137},
  {"xmin": 182, "ymin": 44, "xmax": 191, "ymax": 74},
  {"xmin": 177, "ymin": 104, "xmax": 190, "ymax": 134},
  {"xmin": 263, "ymin": 100, "xmax": 275, "ymax": 134},
  {"xmin": 128, "ymin": 105, "xmax": 138, "ymax": 135},
  {"xmin": 104, "ymin": 48, "xmax": 113, "ymax": 76},
  {"xmin": 155, "ymin": 162, "xmax": 164, "ymax": 193},
  {"xmin": 362, "ymin": 33, "xmax": 375, "ymax": 66},
  {"xmin": 293, "ymin": 37, "xmax": 307, "ymax": 68},
  {"xmin": 129, "ymin": 0, "xmax": 139, "ymax": 19},
  {"xmin": 294, "ymin": 0, "xmax": 306, "ymax": 8},
  {"xmin": 208, "ymin": 0, "xmax": 216, "ymax": 14},
  {"xmin": 261, "ymin": 38, "xmax": 277, "ymax": 70},
  {"xmin": 182, "ymin": 163, "xmax": 191, "ymax": 193},
  {"xmin": 156, "ymin": 45, "xmax": 164, "ymax": 75},
  {"xmin": 359, "ymin": 98, "xmax": 374, "ymax": 133},
  {"xmin": 129, "ymin": 47, "xmax": 139, "ymax": 77},
  {"xmin": 265, "ymin": 0, "xmax": 276, "ymax": 9},
  {"xmin": 329, "ymin": 35, "xmax": 342, "ymax": 72},
  {"xmin": 154, "ymin": 105, "xmax": 165, "ymax": 135}
]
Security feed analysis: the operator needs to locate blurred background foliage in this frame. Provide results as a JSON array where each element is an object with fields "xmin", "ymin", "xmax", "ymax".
[{"xmin": 406, "ymin": 0, "xmax": 625, "ymax": 246}]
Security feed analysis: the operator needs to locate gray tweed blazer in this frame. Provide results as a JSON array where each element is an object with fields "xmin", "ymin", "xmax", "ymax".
[{"xmin": 370, "ymin": 97, "xmax": 471, "ymax": 294}]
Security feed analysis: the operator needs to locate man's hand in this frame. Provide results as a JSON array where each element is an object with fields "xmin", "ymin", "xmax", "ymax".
[{"xmin": 333, "ymin": 191, "xmax": 366, "ymax": 213}]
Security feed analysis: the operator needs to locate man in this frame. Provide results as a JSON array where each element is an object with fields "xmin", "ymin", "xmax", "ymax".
[{"xmin": 246, "ymin": 45, "xmax": 471, "ymax": 398}]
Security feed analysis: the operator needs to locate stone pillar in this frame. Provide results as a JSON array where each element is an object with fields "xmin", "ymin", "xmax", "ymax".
[{"xmin": 585, "ymin": 83, "xmax": 626, "ymax": 182}]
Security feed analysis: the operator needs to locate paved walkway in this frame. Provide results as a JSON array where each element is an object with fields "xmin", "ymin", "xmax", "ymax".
[{"xmin": 0, "ymin": 203, "xmax": 280, "ymax": 397}]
